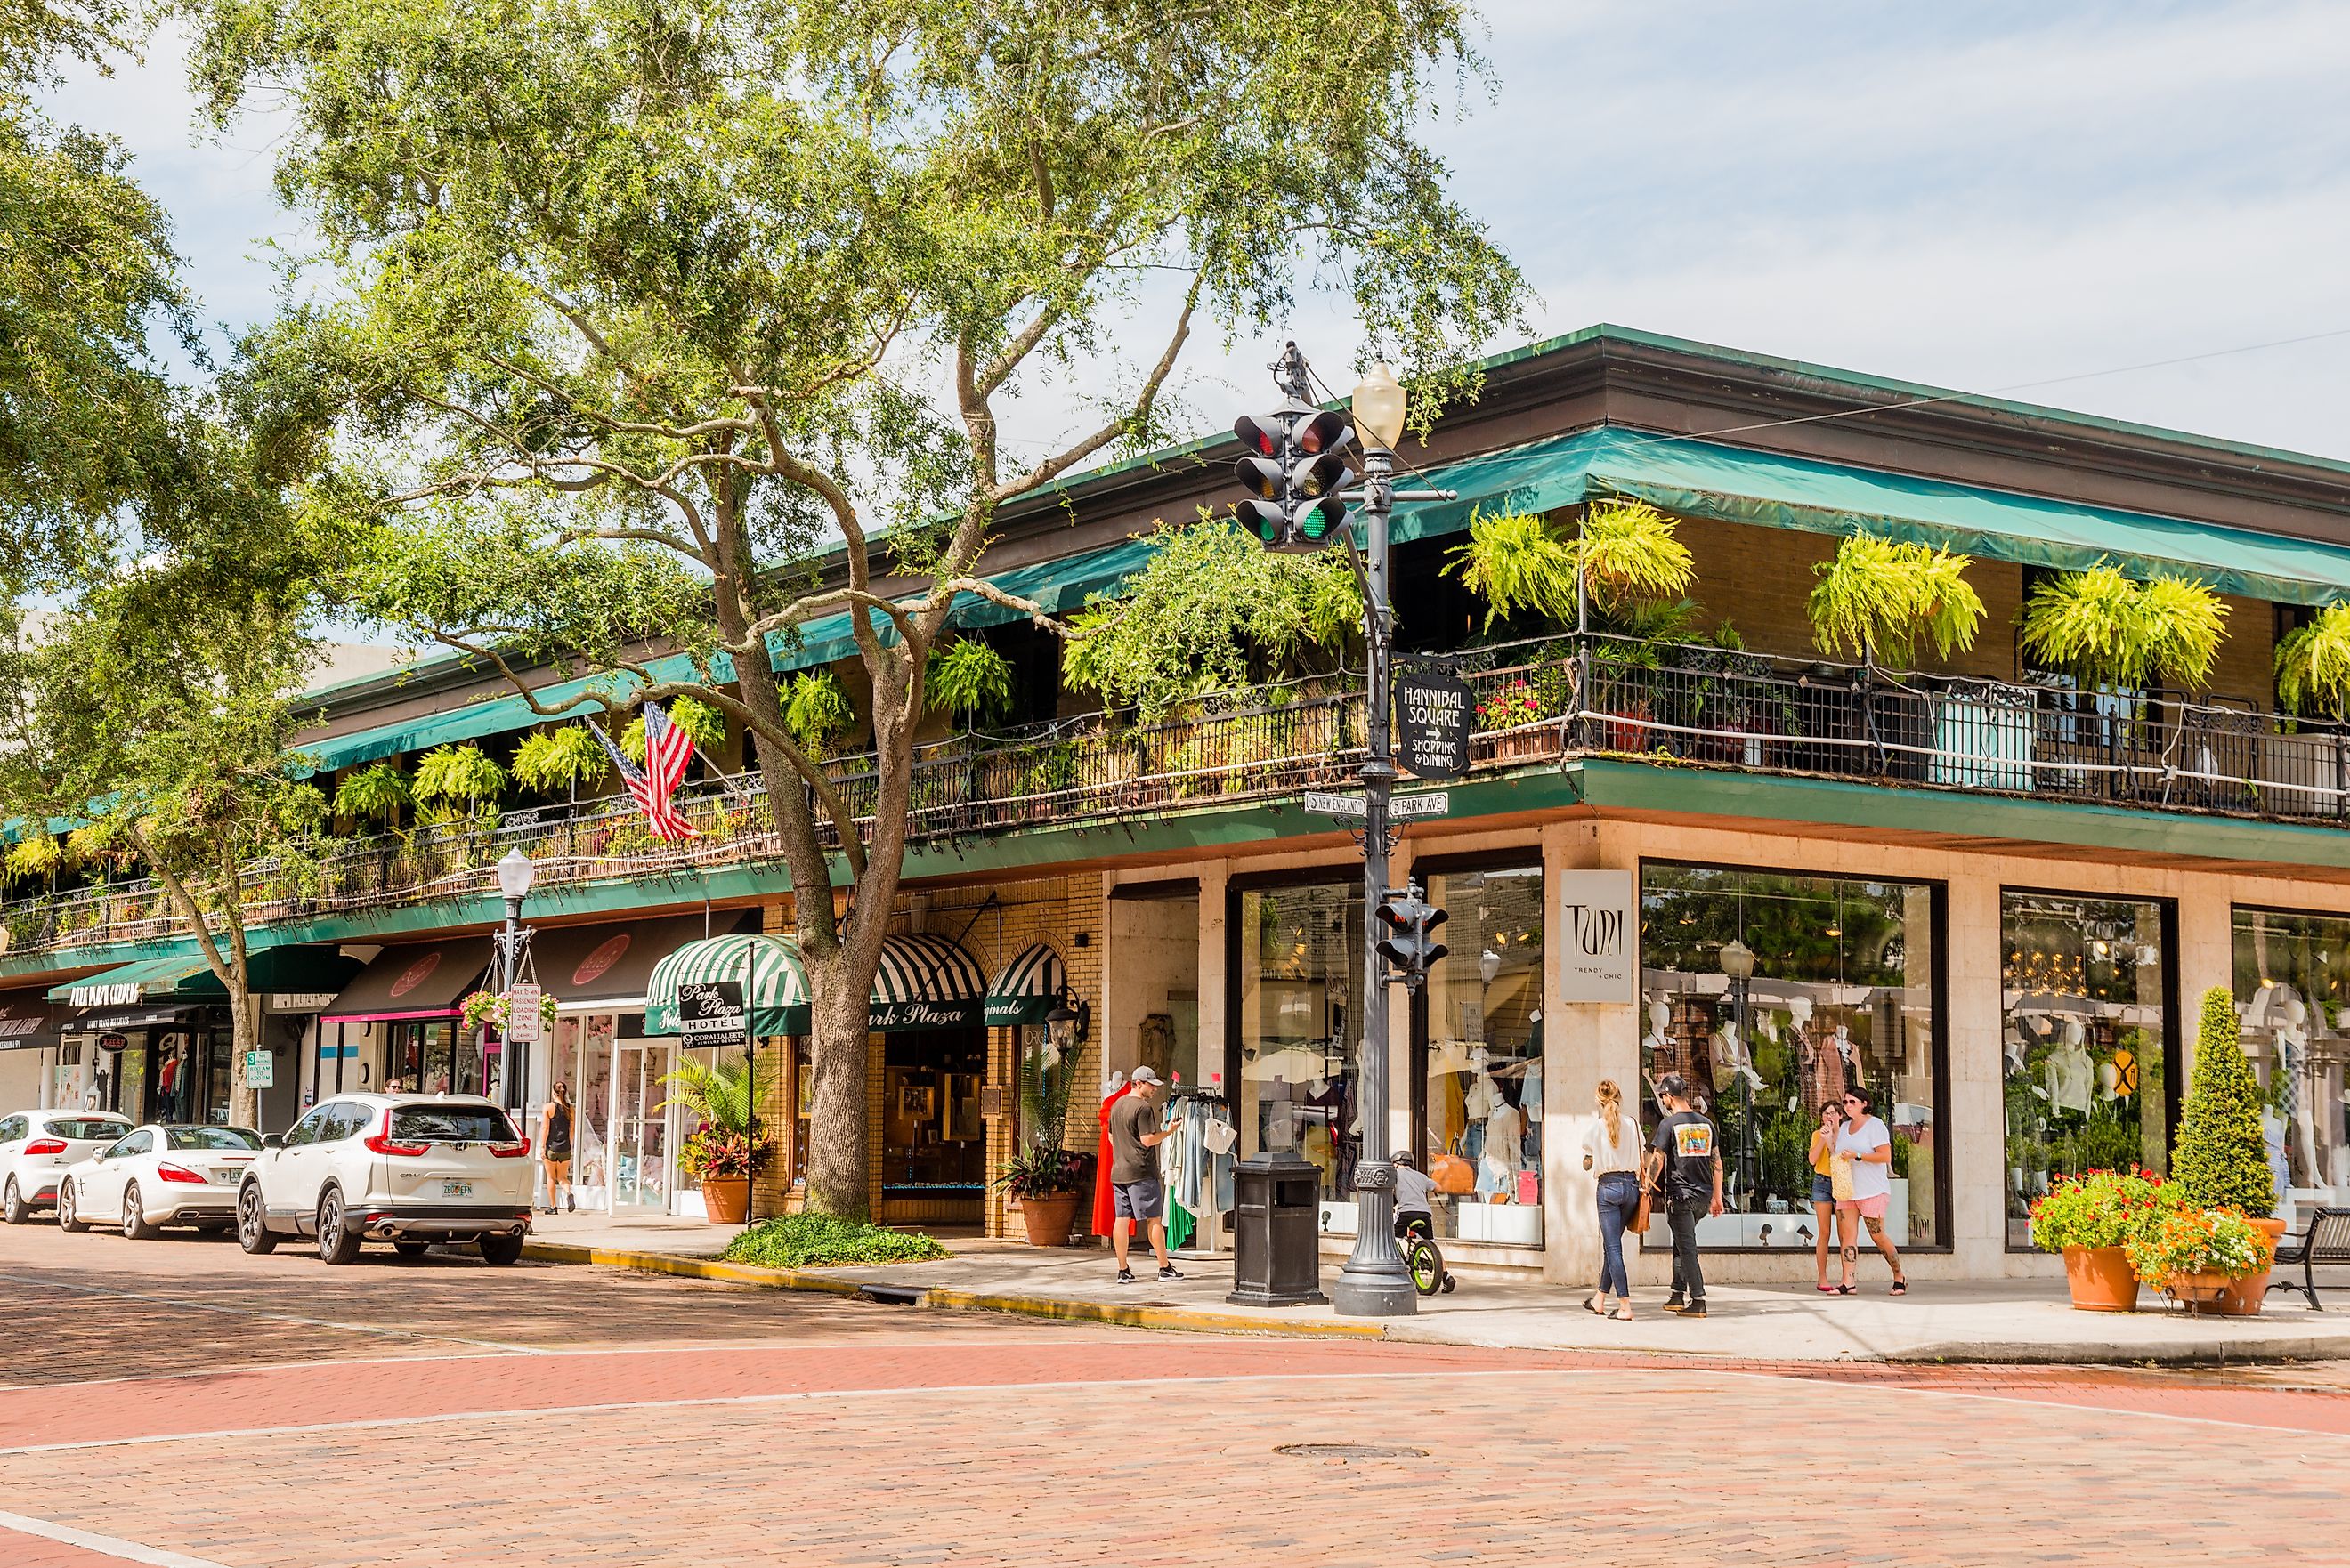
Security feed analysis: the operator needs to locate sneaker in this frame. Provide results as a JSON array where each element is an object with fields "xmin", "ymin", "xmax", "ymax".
[
  {"xmin": 1116, "ymin": 1269, "xmax": 1137, "ymax": 1284},
  {"xmin": 1158, "ymin": 1266, "xmax": 1187, "ymax": 1281},
  {"xmin": 1663, "ymin": 1294, "xmax": 1686, "ymax": 1312}
]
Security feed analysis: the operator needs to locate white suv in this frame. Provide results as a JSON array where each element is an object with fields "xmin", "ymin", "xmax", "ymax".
[
  {"xmin": 0, "ymin": 1110, "xmax": 134, "ymax": 1223},
  {"xmin": 238, "ymin": 1094, "xmax": 535, "ymax": 1265}
]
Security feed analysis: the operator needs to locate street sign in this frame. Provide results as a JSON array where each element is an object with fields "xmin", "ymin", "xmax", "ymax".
[
  {"xmin": 1390, "ymin": 791, "xmax": 1450, "ymax": 820},
  {"xmin": 504, "ymin": 982, "xmax": 544, "ymax": 1044},
  {"xmin": 1396, "ymin": 669, "xmax": 1474, "ymax": 780},
  {"xmin": 245, "ymin": 1049, "xmax": 274, "ymax": 1090},
  {"xmin": 677, "ymin": 979, "xmax": 749, "ymax": 1040},
  {"xmin": 1304, "ymin": 790, "xmax": 1368, "ymax": 820}
]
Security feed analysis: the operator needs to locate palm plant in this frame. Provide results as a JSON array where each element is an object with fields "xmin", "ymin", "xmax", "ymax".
[
  {"xmin": 334, "ymin": 762, "xmax": 412, "ymax": 828},
  {"xmin": 660, "ymin": 1055, "xmax": 774, "ymax": 1180},
  {"xmin": 411, "ymin": 744, "xmax": 508, "ymax": 820},
  {"xmin": 927, "ymin": 638, "xmax": 1015, "ymax": 728},
  {"xmin": 2275, "ymin": 602, "xmax": 2350, "ymax": 718},
  {"xmin": 1807, "ymin": 532, "xmax": 1985, "ymax": 667},
  {"xmin": 2018, "ymin": 562, "xmax": 2227, "ymax": 690},
  {"xmin": 621, "ymin": 695, "xmax": 725, "ymax": 763},
  {"xmin": 511, "ymin": 725, "xmax": 609, "ymax": 797},
  {"xmin": 783, "ymin": 671, "xmax": 856, "ymax": 758}
]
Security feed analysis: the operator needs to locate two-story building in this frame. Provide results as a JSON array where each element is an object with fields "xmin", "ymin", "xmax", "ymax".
[{"xmin": 10, "ymin": 324, "xmax": 2350, "ymax": 1288}]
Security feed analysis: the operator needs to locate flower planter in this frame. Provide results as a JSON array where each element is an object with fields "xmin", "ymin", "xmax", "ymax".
[
  {"xmin": 1601, "ymin": 703, "xmax": 1652, "ymax": 752},
  {"xmin": 700, "ymin": 1176, "xmax": 750, "ymax": 1225},
  {"xmin": 1016, "ymin": 1192, "xmax": 1081, "ymax": 1247},
  {"xmin": 2061, "ymin": 1244, "xmax": 2140, "ymax": 1313},
  {"xmin": 2167, "ymin": 1270, "xmax": 2236, "ymax": 1313},
  {"xmin": 2213, "ymin": 1216, "xmax": 2286, "ymax": 1318}
]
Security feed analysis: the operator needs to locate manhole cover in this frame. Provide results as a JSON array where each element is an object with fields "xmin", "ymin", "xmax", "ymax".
[{"xmin": 1274, "ymin": 1443, "xmax": 1428, "ymax": 1462}]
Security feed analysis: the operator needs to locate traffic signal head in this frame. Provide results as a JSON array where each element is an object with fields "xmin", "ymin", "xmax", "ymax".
[
  {"xmin": 1231, "ymin": 401, "xmax": 1358, "ymax": 552},
  {"xmin": 1374, "ymin": 886, "xmax": 1449, "ymax": 987}
]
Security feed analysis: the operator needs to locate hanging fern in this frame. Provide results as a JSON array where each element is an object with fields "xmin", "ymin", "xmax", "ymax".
[
  {"xmin": 1574, "ymin": 498, "xmax": 1696, "ymax": 611},
  {"xmin": 1807, "ymin": 533, "xmax": 1984, "ymax": 666},
  {"xmin": 621, "ymin": 696, "xmax": 725, "ymax": 763},
  {"xmin": 4, "ymin": 834, "xmax": 63, "ymax": 884},
  {"xmin": 784, "ymin": 671, "xmax": 856, "ymax": 758},
  {"xmin": 512, "ymin": 725, "xmax": 609, "ymax": 796},
  {"xmin": 2276, "ymin": 602, "xmax": 2350, "ymax": 718},
  {"xmin": 1445, "ymin": 508, "xmax": 1577, "ymax": 629},
  {"xmin": 412, "ymin": 743, "xmax": 508, "ymax": 807},
  {"xmin": 334, "ymin": 762, "xmax": 412, "ymax": 827},
  {"xmin": 2019, "ymin": 563, "xmax": 2227, "ymax": 690},
  {"xmin": 927, "ymin": 639, "xmax": 1015, "ymax": 726}
]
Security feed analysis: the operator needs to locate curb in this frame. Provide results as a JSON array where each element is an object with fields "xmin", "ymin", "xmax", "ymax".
[{"xmin": 523, "ymin": 1241, "xmax": 1389, "ymax": 1339}]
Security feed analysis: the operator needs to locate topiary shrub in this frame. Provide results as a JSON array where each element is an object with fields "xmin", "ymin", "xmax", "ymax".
[{"xmin": 2172, "ymin": 986, "xmax": 2275, "ymax": 1216}]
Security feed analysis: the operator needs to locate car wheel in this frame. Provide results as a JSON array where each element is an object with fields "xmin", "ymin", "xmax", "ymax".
[
  {"xmin": 2, "ymin": 1177, "xmax": 25, "ymax": 1224},
  {"xmin": 237, "ymin": 1182, "xmax": 278, "ymax": 1255},
  {"xmin": 316, "ymin": 1188, "xmax": 361, "ymax": 1265},
  {"xmin": 56, "ymin": 1180, "xmax": 85, "ymax": 1233},
  {"xmin": 393, "ymin": 1240, "xmax": 431, "ymax": 1259},
  {"xmin": 122, "ymin": 1184, "xmax": 158, "ymax": 1241},
  {"xmin": 477, "ymin": 1231, "xmax": 525, "ymax": 1266}
]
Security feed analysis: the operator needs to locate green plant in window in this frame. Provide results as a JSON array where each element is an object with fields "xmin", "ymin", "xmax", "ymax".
[
  {"xmin": 2172, "ymin": 985, "xmax": 2276, "ymax": 1215},
  {"xmin": 510, "ymin": 725, "xmax": 608, "ymax": 797}
]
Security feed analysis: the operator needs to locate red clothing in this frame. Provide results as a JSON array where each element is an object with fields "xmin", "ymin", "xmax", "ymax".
[{"xmin": 1091, "ymin": 1083, "xmax": 1132, "ymax": 1237}]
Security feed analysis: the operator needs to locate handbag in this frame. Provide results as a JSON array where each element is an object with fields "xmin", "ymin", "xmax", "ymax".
[
  {"xmin": 1829, "ymin": 1154, "xmax": 1855, "ymax": 1203},
  {"xmin": 1625, "ymin": 1179, "xmax": 1655, "ymax": 1237},
  {"xmin": 1429, "ymin": 1152, "xmax": 1476, "ymax": 1195}
]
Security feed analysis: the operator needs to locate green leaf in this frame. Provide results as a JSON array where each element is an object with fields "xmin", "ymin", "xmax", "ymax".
[
  {"xmin": 925, "ymin": 639, "xmax": 1013, "ymax": 726},
  {"xmin": 2275, "ymin": 602, "xmax": 2350, "ymax": 718},
  {"xmin": 412, "ymin": 743, "xmax": 507, "ymax": 805},
  {"xmin": 1807, "ymin": 533, "xmax": 1983, "ymax": 666},
  {"xmin": 511, "ymin": 725, "xmax": 609, "ymax": 796}
]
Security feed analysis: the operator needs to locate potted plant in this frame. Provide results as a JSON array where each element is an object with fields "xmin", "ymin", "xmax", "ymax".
[
  {"xmin": 511, "ymin": 725, "xmax": 609, "ymax": 802},
  {"xmin": 2274, "ymin": 602, "xmax": 2350, "ymax": 719},
  {"xmin": 412, "ymin": 743, "xmax": 508, "ymax": 828},
  {"xmin": 1807, "ymin": 533, "xmax": 1985, "ymax": 668},
  {"xmin": 994, "ymin": 1144, "xmax": 1092, "ymax": 1246},
  {"xmin": 2173, "ymin": 986, "xmax": 2283, "ymax": 1314},
  {"xmin": 660, "ymin": 1056, "xmax": 774, "ymax": 1225},
  {"xmin": 622, "ymin": 696, "xmax": 726, "ymax": 763},
  {"xmin": 2124, "ymin": 1205, "xmax": 2270, "ymax": 1314},
  {"xmin": 927, "ymin": 639, "xmax": 1017, "ymax": 733},
  {"xmin": 2016, "ymin": 562, "xmax": 2227, "ymax": 692},
  {"xmin": 2028, "ymin": 1167, "xmax": 2183, "ymax": 1312},
  {"xmin": 784, "ymin": 671, "xmax": 857, "ymax": 760}
]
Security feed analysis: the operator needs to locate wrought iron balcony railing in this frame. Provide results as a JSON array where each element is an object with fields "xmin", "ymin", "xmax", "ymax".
[{"xmin": 8, "ymin": 633, "xmax": 2346, "ymax": 959}]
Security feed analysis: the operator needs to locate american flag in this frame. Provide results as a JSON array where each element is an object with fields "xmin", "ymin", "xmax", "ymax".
[{"xmin": 588, "ymin": 704, "xmax": 700, "ymax": 842}]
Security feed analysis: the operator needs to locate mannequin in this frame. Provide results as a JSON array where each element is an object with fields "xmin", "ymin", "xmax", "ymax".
[
  {"xmin": 2263, "ymin": 1108, "xmax": 2293, "ymax": 1223},
  {"xmin": 2044, "ymin": 1020, "xmax": 2094, "ymax": 1116},
  {"xmin": 1713, "ymin": 1019, "xmax": 1765, "ymax": 1095}
]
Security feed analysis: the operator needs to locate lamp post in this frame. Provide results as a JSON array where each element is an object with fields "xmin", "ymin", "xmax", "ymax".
[
  {"xmin": 1329, "ymin": 362, "xmax": 1419, "ymax": 1320},
  {"xmin": 496, "ymin": 848, "xmax": 536, "ymax": 1112},
  {"xmin": 1720, "ymin": 936, "xmax": 1755, "ymax": 1208}
]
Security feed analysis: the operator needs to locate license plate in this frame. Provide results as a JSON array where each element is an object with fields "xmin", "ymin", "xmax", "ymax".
[
  {"xmin": 440, "ymin": 1180, "xmax": 474, "ymax": 1199},
  {"xmin": 212, "ymin": 1168, "xmax": 241, "ymax": 1184}
]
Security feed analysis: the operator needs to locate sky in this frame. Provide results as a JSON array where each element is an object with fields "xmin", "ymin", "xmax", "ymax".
[{"xmin": 51, "ymin": 0, "xmax": 2350, "ymax": 473}]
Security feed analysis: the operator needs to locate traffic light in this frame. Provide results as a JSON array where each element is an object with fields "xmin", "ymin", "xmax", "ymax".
[
  {"xmin": 1374, "ymin": 883, "xmax": 1449, "ymax": 989},
  {"xmin": 1231, "ymin": 402, "xmax": 1357, "ymax": 551}
]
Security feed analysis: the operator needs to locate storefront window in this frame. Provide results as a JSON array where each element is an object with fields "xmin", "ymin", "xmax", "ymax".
[
  {"xmin": 2232, "ymin": 908, "xmax": 2350, "ymax": 1211},
  {"xmin": 2002, "ymin": 893, "xmax": 2172, "ymax": 1248},
  {"xmin": 1641, "ymin": 862, "xmax": 1942, "ymax": 1250},
  {"xmin": 1416, "ymin": 862, "xmax": 1544, "ymax": 1246},
  {"xmin": 1235, "ymin": 879, "xmax": 1365, "ymax": 1216}
]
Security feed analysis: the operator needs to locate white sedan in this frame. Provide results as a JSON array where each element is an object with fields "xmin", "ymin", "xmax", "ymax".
[
  {"xmin": 0, "ymin": 1110, "xmax": 133, "ymax": 1222},
  {"xmin": 59, "ymin": 1125, "xmax": 263, "ymax": 1239}
]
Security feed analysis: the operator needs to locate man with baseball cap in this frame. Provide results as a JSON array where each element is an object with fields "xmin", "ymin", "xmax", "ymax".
[{"xmin": 1106, "ymin": 1065, "xmax": 1183, "ymax": 1283}]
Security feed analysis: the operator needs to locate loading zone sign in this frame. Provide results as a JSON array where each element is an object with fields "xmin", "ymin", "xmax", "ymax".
[
  {"xmin": 677, "ymin": 980, "xmax": 749, "ymax": 1040},
  {"xmin": 1397, "ymin": 669, "xmax": 1474, "ymax": 780}
]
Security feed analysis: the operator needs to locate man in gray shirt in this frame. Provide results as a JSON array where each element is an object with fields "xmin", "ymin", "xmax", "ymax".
[{"xmin": 1106, "ymin": 1066, "xmax": 1183, "ymax": 1283}]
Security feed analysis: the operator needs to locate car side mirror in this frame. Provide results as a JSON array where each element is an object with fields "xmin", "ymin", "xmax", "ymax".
[{"xmin": 262, "ymin": 1134, "xmax": 284, "ymax": 1150}]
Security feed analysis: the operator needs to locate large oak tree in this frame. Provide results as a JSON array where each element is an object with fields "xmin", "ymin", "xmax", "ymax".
[{"xmin": 195, "ymin": 0, "xmax": 1527, "ymax": 1216}]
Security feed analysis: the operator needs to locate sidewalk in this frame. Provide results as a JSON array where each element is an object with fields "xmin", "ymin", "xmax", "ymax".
[{"xmin": 522, "ymin": 1214, "xmax": 2350, "ymax": 1363}]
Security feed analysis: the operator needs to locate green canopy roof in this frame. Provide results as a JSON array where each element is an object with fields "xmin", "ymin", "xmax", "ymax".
[{"xmin": 48, "ymin": 945, "xmax": 361, "ymax": 1006}]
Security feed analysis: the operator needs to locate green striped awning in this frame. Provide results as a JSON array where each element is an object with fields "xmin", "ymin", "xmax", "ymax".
[
  {"xmin": 871, "ymin": 933, "xmax": 986, "ymax": 1032},
  {"xmin": 644, "ymin": 934, "xmax": 810, "ymax": 1038},
  {"xmin": 983, "ymin": 942, "xmax": 1066, "ymax": 1027}
]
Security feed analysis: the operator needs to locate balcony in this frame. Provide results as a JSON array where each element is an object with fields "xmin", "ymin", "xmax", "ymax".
[{"xmin": 9, "ymin": 632, "xmax": 2349, "ymax": 960}]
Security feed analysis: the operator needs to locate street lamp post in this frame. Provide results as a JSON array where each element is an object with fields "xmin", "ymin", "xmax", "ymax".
[
  {"xmin": 496, "ymin": 848, "xmax": 536, "ymax": 1113},
  {"xmin": 1720, "ymin": 936, "xmax": 1755, "ymax": 1209},
  {"xmin": 1329, "ymin": 364, "xmax": 1419, "ymax": 1320}
]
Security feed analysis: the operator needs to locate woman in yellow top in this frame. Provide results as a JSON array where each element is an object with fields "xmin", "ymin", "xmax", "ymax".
[{"xmin": 1808, "ymin": 1098, "xmax": 1848, "ymax": 1294}]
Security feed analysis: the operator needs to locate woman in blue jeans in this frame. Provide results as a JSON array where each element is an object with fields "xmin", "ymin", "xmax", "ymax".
[{"xmin": 1582, "ymin": 1079, "xmax": 1643, "ymax": 1320}]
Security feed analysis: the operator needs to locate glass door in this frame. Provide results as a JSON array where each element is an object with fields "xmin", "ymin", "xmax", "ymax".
[{"xmin": 612, "ymin": 1040, "xmax": 673, "ymax": 1212}]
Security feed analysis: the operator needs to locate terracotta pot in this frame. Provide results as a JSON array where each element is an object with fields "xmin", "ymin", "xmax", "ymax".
[
  {"xmin": 1603, "ymin": 705, "xmax": 1651, "ymax": 752},
  {"xmin": 1017, "ymin": 1192, "xmax": 1081, "ymax": 1248},
  {"xmin": 701, "ymin": 1176, "xmax": 750, "ymax": 1225},
  {"xmin": 2168, "ymin": 1270, "xmax": 2237, "ymax": 1313},
  {"xmin": 2213, "ymin": 1216, "xmax": 2286, "ymax": 1318},
  {"xmin": 2061, "ymin": 1244, "xmax": 2140, "ymax": 1313}
]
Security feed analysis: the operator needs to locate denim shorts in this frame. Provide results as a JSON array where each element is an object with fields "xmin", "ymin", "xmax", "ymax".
[{"xmin": 1810, "ymin": 1173, "xmax": 1836, "ymax": 1205}]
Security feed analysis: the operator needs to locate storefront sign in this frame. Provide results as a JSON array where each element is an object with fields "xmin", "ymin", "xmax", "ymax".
[
  {"xmin": 245, "ymin": 1049, "xmax": 274, "ymax": 1090},
  {"xmin": 504, "ymin": 982, "xmax": 545, "ymax": 1044},
  {"xmin": 71, "ymin": 982, "xmax": 143, "ymax": 1009},
  {"xmin": 677, "ymin": 980, "xmax": 748, "ymax": 1040},
  {"xmin": 265, "ymin": 992, "xmax": 338, "ymax": 1014},
  {"xmin": 1557, "ymin": 870, "xmax": 1637, "ymax": 1004},
  {"xmin": 1396, "ymin": 670, "xmax": 1474, "ymax": 780},
  {"xmin": 97, "ymin": 1032, "xmax": 129, "ymax": 1053},
  {"xmin": 868, "ymin": 998, "xmax": 981, "ymax": 1032}
]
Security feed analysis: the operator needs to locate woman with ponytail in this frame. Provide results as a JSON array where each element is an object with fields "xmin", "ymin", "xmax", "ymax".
[{"xmin": 1582, "ymin": 1078, "xmax": 1642, "ymax": 1319}]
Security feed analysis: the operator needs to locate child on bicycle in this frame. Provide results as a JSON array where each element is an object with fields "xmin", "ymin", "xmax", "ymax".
[{"xmin": 1390, "ymin": 1153, "xmax": 1456, "ymax": 1293}]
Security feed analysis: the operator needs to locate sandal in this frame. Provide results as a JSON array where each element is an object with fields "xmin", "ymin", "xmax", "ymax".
[
  {"xmin": 1584, "ymin": 1294, "xmax": 1606, "ymax": 1316},
  {"xmin": 1891, "ymin": 1278, "xmax": 1908, "ymax": 1296},
  {"xmin": 1613, "ymin": 1305, "xmax": 1634, "ymax": 1321},
  {"xmin": 1835, "ymin": 1284, "xmax": 1856, "ymax": 1296},
  {"xmin": 1816, "ymin": 1283, "xmax": 1839, "ymax": 1294}
]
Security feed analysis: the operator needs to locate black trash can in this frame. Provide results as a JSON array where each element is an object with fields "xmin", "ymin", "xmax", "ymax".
[{"xmin": 1228, "ymin": 1152, "xmax": 1328, "ymax": 1307}]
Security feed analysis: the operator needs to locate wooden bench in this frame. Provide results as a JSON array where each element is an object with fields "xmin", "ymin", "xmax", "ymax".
[{"xmin": 2268, "ymin": 1208, "xmax": 2350, "ymax": 1311}]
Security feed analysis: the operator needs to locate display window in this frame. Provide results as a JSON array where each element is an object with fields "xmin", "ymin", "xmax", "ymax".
[
  {"xmin": 1639, "ymin": 861, "xmax": 1945, "ymax": 1250},
  {"xmin": 2232, "ymin": 908, "xmax": 2350, "ymax": 1213},
  {"xmin": 1232, "ymin": 877, "xmax": 1365, "ymax": 1217},
  {"xmin": 2001, "ymin": 893, "xmax": 2175, "ymax": 1249},
  {"xmin": 1414, "ymin": 860, "xmax": 1544, "ymax": 1247}
]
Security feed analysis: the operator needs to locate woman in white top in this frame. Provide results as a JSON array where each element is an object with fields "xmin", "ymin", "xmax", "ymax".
[{"xmin": 1581, "ymin": 1079, "xmax": 1643, "ymax": 1320}]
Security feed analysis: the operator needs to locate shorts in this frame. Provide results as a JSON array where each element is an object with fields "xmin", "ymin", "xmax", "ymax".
[
  {"xmin": 1838, "ymin": 1192, "xmax": 1890, "ymax": 1220},
  {"xmin": 1810, "ymin": 1174, "xmax": 1835, "ymax": 1205},
  {"xmin": 1112, "ymin": 1178, "xmax": 1163, "ymax": 1220}
]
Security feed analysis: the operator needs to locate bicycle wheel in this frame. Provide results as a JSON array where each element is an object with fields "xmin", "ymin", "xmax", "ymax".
[{"xmin": 1406, "ymin": 1236, "xmax": 1445, "ymax": 1296}]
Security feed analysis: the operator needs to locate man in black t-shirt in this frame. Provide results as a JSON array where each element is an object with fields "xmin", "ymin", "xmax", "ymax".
[{"xmin": 1644, "ymin": 1072, "xmax": 1724, "ymax": 1318}]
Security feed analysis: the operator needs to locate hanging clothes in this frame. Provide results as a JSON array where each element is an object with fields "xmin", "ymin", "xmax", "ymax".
[{"xmin": 1090, "ymin": 1080, "xmax": 1132, "ymax": 1238}]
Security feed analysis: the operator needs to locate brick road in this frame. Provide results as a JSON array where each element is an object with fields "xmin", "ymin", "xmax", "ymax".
[{"xmin": 4, "ymin": 1224, "xmax": 2348, "ymax": 1566}]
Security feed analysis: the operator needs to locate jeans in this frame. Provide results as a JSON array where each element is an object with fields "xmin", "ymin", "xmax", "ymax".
[
  {"xmin": 1667, "ymin": 1194, "xmax": 1707, "ymax": 1302},
  {"xmin": 1593, "ymin": 1172, "xmax": 1638, "ymax": 1297}
]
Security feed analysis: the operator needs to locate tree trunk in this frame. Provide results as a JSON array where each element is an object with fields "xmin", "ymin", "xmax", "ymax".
[
  {"xmin": 227, "ymin": 983, "xmax": 262, "ymax": 1131},
  {"xmin": 802, "ymin": 958, "xmax": 870, "ymax": 1219}
]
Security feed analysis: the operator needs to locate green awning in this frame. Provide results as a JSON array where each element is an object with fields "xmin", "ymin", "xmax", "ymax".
[
  {"xmin": 644, "ymin": 933, "xmax": 811, "ymax": 1038},
  {"xmin": 982, "ymin": 941, "xmax": 1066, "ymax": 1027},
  {"xmin": 869, "ymin": 933, "xmax": 986, "ymax": 1031},
  {"xmin": 47, "ymin": 945, "xmax": 361, "ymax": 1006},
  {"xmin": 1393, "ymin": 426, "xmax": 2350, "ymax": 607}
]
